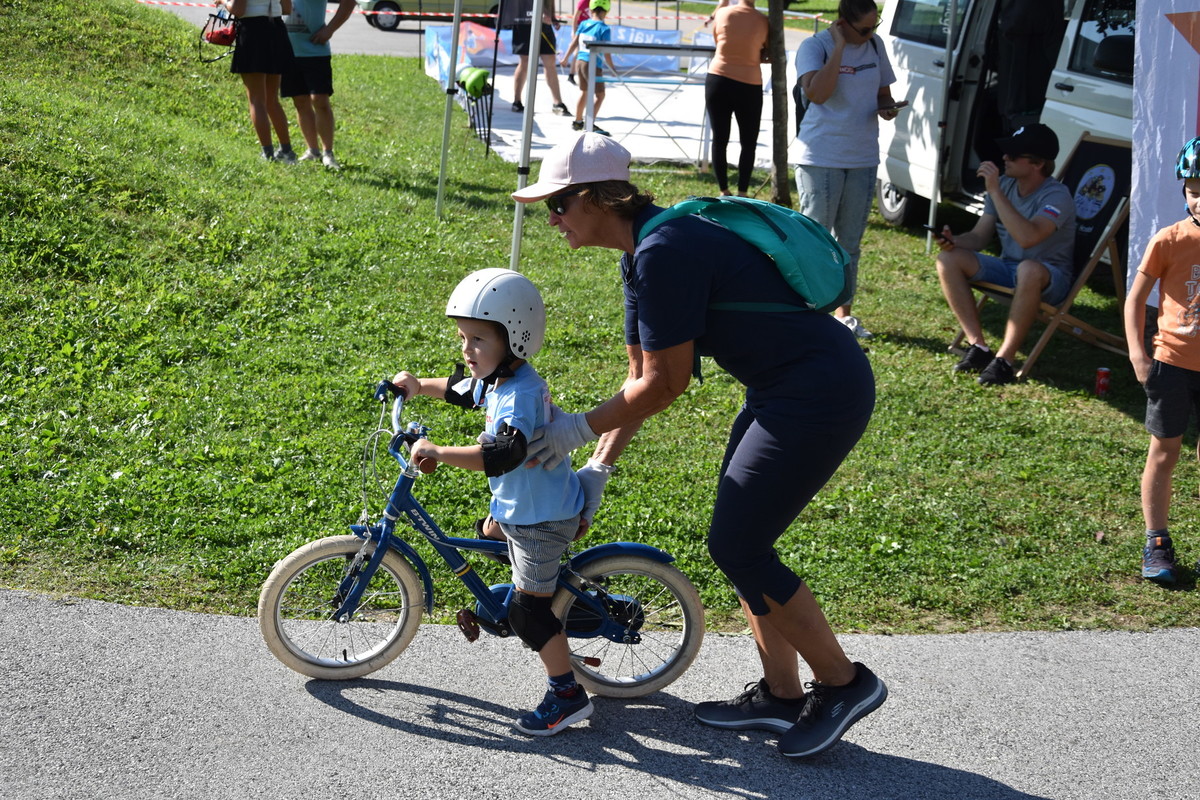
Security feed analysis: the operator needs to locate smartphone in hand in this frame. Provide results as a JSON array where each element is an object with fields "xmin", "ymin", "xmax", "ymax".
[
  {"xmin": 923, "ymin": 223, "xmax": 949, "ymax": 243},
  {"xmin": 877, "ymin": 100, "xmax": 909, "ymax": 112}
]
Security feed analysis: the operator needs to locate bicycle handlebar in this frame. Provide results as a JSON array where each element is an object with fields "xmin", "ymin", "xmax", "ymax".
[{"xmin": 374, "ymin": 379, "xmax": 436, "ymax": 473}]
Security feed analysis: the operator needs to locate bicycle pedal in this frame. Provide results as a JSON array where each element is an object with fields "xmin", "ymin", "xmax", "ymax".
[
  {"xmin": 582, "ymin": 656, "xmax": 601, "ymax": 667},
  {"xmin": 456, "ymin": 609, "xmax": 481, "ymax": 643}
]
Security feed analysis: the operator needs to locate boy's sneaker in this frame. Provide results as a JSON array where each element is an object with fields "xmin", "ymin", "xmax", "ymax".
[
  {"xmin": 954, "ymin": 344, "xmax": 994, "ymax": 373},
  {"xmin": 515, "ymin": 688, "xmax": 593, "ymax": 737},
  {"xmin": 511, "ymin": 100, "xmax": 524, "ymax": 113},
  {"xmin": 322, "ymin": 152, "xmax": 341, "ymax": 171},
  {"xmin": 571, "ymin": 120, "xmax": 584, "ymax": 131},
  {"xmin": 694, "ymin": 679, "xmax": 804, "ymax": 734},
  {"xmin": 778, "ymin": 663, "xmax": 887, "ymax": 759},
  {"xmin": 978, "ymin": 357, "xmax": 1016, "ymax": 386},
  {"xmin": 274, "ymin": 148, "xmax": 298, "ymax": 165},
  {"xmin": 839, "ymin": 315, "xmax": 874, "ymax": 340},
  {"xmin": 1142, "ymin": 536, "xmax": 1179, "ymax": 584},
  {"xmin": 552, "ymin": 102, "xmax": 571, "ymax": 116},
  {"xmin": 591, "ymin": 124, "xmax": 611, "ymax": 137}
]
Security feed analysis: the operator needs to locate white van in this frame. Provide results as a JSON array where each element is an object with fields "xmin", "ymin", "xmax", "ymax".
[{"xmin": 874, "ymin": 0, "xmax": 1135, "ymax": 225}]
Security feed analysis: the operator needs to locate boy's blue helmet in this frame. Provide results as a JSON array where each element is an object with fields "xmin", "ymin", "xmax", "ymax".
[{"xmin": 1176, "ymin": 137, "xmax": 1200, "ymax": 180}]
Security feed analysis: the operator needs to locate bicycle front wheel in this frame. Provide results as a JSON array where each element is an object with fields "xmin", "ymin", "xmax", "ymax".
[
  {"xmin": 551, "ymin": 555, "xmax": 704, "ymax": 699},
  {"xmin": 258, "ymin": 535, "xmax": 424, "ymax": 680}
]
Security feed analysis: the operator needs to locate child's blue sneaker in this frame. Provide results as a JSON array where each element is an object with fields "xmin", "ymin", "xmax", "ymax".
[
  {"xmin": 1142, "ymin": 536, "xmax": 1178, "ymax": 584},
  {"xmin": 514, "ymin": 688, "xmax": 593, "ymax": 737}
]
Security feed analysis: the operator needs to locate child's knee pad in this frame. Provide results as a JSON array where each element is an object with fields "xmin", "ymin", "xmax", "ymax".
[{"xmin": 508, "ymin": 591, "xmax": 562, "ymax": 652}]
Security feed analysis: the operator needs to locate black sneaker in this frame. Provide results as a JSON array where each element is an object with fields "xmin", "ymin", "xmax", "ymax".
[
  {"xmin": 953, "ymin": 344, "xmax": 994, "ymax": 373},
  {"xmin": 977, "ymin": 357, "xmax": 1016, "ymax": 385},
  {"xmin": 693, "ymin": 679, "xmax": 804, "ymax": 734},
  {"xmin": 778, "ymin": 663, "xmax": 887, "ymax": 758},
  {"xmin": 1143, "ymin": 536, "xmax": 1179, "ymax": 584},
  {"xmin": 511, "ymin": 100, "xmax": 524, "ymax": 113},
  {"xmin": 571, "ymin": 120, "xmax": 584, "ymax": 131},
  {"xmin": 552, "ymin": 102, "xmax": 571, "ymax": 116}
]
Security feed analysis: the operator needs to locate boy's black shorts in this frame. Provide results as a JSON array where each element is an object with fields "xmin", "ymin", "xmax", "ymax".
[
  {"xmin": 1144, "ymin": 358, "xmax": 1200, "ymax": 438},
  {"xmin": 281, "ymin": 56, "xmax": 334, "ymax": 98}
]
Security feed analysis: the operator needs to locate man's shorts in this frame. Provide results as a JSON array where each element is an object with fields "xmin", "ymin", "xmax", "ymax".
[
  {"xmin": 510, "ymin": 22, "xmax": 556, "ymax": 56},
  {"xmin": 281, "ymin": 56, "xmax": 334, "ymax": 98},
  {"xmin": 970, "ymin": 253, "xmax": 1072, "ymax": 307},
  {"xmin": 1144, "ymin": 359, "xmax": 1200, "ymax": 439},
  {"xmin": 498, "ymin": 515, "xmax": 579, "ymax": 594}
]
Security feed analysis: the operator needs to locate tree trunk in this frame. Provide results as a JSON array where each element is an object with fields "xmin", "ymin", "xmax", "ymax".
[{"xmin": 767, "ymin": 0, "xmax": 792, "ymax": 207}]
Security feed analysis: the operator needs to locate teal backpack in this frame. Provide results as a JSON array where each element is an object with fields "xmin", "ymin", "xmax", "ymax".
[{"xmin": 636, "ymin": 196, "xmax": 851, "ymax": 314}]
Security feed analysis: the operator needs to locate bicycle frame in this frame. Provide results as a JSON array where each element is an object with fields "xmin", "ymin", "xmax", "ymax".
[{"xmin": 336, "ymin": 391, "xmax": 677, "ymax": 644}]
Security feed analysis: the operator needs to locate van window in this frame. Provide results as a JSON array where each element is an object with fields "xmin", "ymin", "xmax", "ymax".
[
  {"xmin": 888, "ymin": 0, "xmax": 969, "ymax": 48},
  {"xmin": 1068, "ymin": 0, "xmax": 1135, "ymax": 84}
]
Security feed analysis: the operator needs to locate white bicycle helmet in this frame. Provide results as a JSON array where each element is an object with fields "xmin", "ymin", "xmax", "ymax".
[{"xmin": 445, "ymin": 268, "xmax": 546, "ymax": 360}]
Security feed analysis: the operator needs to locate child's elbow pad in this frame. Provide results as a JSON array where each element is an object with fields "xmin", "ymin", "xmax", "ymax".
[{"xmin": 481, "ymin": 423, "xmax": 528, "ymax": 477}]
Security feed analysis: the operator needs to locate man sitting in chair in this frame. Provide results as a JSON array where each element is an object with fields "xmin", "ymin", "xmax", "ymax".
[{"xmin": 933, "ymin": 123, "xmax": 1076, "ymax": 386}]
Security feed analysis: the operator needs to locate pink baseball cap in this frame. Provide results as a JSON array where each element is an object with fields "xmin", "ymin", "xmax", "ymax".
[{"xmin": 511, "ymin": 133, "xmax": 631, "ymax": 202}]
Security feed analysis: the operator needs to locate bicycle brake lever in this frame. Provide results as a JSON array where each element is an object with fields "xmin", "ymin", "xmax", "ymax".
[{"xmin": 374, "ymin": 379, "xmax": 405, "ymax": 404}]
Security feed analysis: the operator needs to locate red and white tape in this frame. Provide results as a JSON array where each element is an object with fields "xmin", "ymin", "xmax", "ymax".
[{"xmin": 135, "ymin": 0, "xmax": 709, "ymax": 22}]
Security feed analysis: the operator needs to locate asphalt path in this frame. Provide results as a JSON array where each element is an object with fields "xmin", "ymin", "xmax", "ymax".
[{"xmin": 3, "ymin": 588, "xmax": 1197, "ymax": 799}]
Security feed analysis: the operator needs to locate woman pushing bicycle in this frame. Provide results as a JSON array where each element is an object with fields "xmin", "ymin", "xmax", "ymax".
[
  {"xmin": 390, "ymin": 268, "xmax": 610, "ymax": 737},
  {"xmin": 511, "ymin": 133, "xmax": 888, "ymax": 759}
]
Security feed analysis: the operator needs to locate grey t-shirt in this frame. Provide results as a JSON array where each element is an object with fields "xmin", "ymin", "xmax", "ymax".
[
  {"xmin": 794, "ymin": 30, "xmax": 895, "ymax": 169},
  {"xmin": 983, "ymin": 175, "xmax": 1076, "ymax": 273}
]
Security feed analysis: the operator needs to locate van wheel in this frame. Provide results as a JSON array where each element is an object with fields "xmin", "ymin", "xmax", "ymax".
[
  {"xmin": 876, "ymin": 180, "xmax": 927, "ymax": 227},
  {"xmin": 374, "ymin": 1, "xmax": 402, "ymax": 31}
]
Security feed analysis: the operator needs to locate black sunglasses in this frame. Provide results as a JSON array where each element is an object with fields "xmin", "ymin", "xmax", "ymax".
[
  {"xmin": 545, "ymin": 187, "xmax": 584, "ymax": 216},
  {"xmin": 852, "ymin": 21, "xmax": 878, "ymax": 36}
]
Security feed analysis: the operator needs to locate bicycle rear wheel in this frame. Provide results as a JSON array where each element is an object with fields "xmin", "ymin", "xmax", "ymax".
[
  {"xmin": 551, "ymin": 555, "xmax": 704, "ymax": 699},
  {"xmin": 258, "ymin": 535, "xmax": 424, "ymax": 680}
]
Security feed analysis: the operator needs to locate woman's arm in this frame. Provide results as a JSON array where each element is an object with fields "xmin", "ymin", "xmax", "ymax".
[{"xmin": 585, "ymin": 339, "xmax": 693, "ymax": 445}]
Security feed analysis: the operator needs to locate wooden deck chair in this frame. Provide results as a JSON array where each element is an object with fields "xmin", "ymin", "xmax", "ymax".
[{"xmin": 948, "ymin": 135, "xmax": 1131, "ymax": 379}]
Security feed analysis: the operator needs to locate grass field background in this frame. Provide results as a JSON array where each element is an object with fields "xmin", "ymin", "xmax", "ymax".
[{"xmin": 3, "ymin": 0, "xmax": 1197, "ymax": 634}]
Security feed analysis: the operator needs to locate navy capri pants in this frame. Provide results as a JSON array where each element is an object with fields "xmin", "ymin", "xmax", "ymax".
[{"xmin": 708, "ymin": 394, "xmax": 872, "ymax": 616}]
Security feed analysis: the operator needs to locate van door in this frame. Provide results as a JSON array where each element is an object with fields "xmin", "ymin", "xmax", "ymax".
[
  {"xmin": 877, "ymin": 0, "xmax": 992, "ymax": 224},
  {"xmin": 1040, "ymin": 0, "xmax": 1134, "ymax": 156}
]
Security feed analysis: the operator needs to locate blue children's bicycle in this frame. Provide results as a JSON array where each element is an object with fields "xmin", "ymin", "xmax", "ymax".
[{"xmin": 258, "ymin": 381, "xmax": 705, "ymax": 698}]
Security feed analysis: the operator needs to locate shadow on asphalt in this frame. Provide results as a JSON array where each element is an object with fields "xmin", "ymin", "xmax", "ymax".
[{"xmin": 306, "ymin": 678, "xmax": 1050, "ymax": 800}]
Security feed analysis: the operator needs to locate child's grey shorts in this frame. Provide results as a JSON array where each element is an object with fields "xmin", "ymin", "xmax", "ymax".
[{"xmin": 499, "ymin": 515, "xmax": 581, "ymax": 594}]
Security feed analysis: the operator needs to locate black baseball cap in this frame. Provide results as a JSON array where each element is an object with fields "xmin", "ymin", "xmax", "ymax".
[{"xmin": 996, "ymin": 123, "xmax": 1060, "ymax": 161}]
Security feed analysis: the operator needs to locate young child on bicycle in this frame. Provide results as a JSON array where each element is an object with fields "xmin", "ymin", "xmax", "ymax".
[{"xmin": 391, "ymin": 268, "xmax": 607, "ymax": 737}]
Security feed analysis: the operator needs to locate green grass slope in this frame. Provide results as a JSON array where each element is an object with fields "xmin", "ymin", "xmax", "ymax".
[{"xmin": 3, "ymin": 0, "xmax": 1195, "ymax": 633}]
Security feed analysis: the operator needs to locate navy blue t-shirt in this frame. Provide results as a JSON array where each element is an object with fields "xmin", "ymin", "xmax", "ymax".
[{"xmin": 621, "ymin": 204, "xmax": 874, "ymax": 423}]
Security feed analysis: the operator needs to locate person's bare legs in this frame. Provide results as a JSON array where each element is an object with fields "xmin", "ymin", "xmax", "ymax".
[
  {"xmin": 262, "ymin": 73, "xmax": 291, "ymax": 151},
  {"xmin": 937, "ymin": 247, "xmax": 988, "ymax": 347},
  {"xmin": 291, "ymin": 94, "xmax": 320, "ymax": 153},
  {"xmin": 540, "ymin": 53, "xmax": 564, "ymax": 106},
  {"xmin": 993, "ymin": 259, "xmax": 1050, "ymax": 363},
  {"xmin": 241, "ymin": 73, "xmax": 275, "ymax": 149},
  {"xmin": 750, "ymin": 586, "xmax": 856, "ymax": 691}
]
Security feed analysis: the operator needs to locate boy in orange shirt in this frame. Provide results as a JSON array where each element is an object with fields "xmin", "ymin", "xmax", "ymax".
[{"xmin": 1124, "ymin": 137, "xmax": 1200, "ymax": 583}]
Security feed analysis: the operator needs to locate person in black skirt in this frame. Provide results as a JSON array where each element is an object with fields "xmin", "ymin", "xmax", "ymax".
[{"xmin": 216, "ymin": 0, "xmax": 298, "ymax": 161}]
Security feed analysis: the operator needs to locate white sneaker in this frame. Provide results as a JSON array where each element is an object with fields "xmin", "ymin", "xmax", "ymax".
[
  {"xmin": 839, "ymin": 315, "xmax": 874, "ymax": 340},
  {"xmin": 322, "ymin": 152, "xmax": 341, "ymax": 170},
  {"xmin": 298, "ymin": 148, "xmax": 321, "ymax": 162},
  {"xmin": 274, "ymin": 148, "xmax": 298, "ymax": 165}
]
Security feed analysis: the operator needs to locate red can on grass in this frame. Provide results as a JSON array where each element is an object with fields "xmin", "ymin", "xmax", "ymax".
[{"xmin": 1095, "ymin": 367, "xmax": 1111, "ymax": 397}]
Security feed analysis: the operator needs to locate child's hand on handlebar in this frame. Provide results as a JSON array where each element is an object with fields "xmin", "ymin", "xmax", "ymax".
[
  {"xmin": 408, "ymin": 438, "xmax": 439, "ymax": 473},
  {"xmin": 391, "ymin": 371, "xmax": 421, "ymax": 398}
]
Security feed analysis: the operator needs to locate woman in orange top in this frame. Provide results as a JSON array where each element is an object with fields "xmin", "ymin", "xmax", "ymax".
[{"xmin": 705, "ymin": 0, "xmax": 769, "ymax": 196}]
